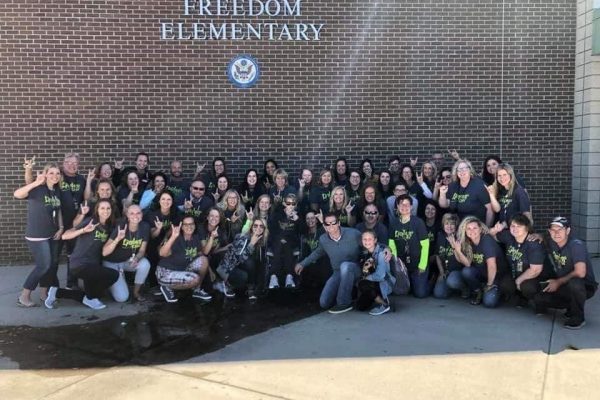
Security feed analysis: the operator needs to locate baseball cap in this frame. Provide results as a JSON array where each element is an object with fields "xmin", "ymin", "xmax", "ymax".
[{"xmin": 549, "ymin": 216, "xmax": 570, "ymax": 229}]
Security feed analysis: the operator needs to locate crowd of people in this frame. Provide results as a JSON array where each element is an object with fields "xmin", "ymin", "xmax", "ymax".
[{"xmin": 13, "ymin": 150, "xmax": 598, "ymax": 329}]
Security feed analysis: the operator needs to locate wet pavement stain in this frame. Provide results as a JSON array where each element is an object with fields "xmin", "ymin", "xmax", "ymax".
[{"xmin": 0, "ymin": 289, "xmax": 322, "ymax": 370}]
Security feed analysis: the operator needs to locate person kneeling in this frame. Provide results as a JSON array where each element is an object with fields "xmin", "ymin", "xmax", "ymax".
[
  {"xmin": 356, "ymin": 230, "xmax": 395, "ymax": 316},
  {"xmin": 156, "ymin": 217, "xmax": 212, "ymax": 303}
]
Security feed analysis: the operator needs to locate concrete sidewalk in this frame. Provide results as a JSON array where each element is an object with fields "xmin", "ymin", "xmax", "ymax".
[{"xmin": 1, "ymin": 261, "xmax": 599, "ymax": 400}]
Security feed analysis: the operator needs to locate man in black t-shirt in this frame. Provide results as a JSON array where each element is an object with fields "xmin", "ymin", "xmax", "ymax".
[{"xmin": 533, "ymin": 217, "xmax": 598, "ymax": 329}]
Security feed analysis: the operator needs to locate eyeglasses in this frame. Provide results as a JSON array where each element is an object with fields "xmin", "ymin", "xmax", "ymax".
[
  {"xmin": 442, "ymin": 175, "xmax": 451, "ymax": 179},
  {"xmin": 252, "ymin": 224, "xmax": 265, "ymax": 229},
  {"xmin": 457, "ymin": 167, "xmax": 469, "ymax": 172},
  {"xmin": 191, "ymin": 186, "xmax": 205, "ymax": 191},
  {"xmin": 285, "ymin": 202, "xmax": 296, "ymax": 206},
  {"xmin": 323, "ymin": 220, "xmax": 338, "ymax": 226},
  {"xmin": 364, "ymin": 211, "xmax": 378, "ymax": 215},
  {"xmin": 182, "ymin": 223, "xmax": 195, "ymax": 227}
]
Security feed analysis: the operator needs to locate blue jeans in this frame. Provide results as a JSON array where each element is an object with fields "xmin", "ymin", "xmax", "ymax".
[
  {"xmin": 24, "ymin": 239, "xmax": 60, "ymax": 290},
  {"xmin": 462, "ymin": 266, "xmax": 500, "ymax": 308},
  {"xmin": 319, "ymin": 261, "xmax": 360, "ymax": 309},
  {"xmin": 410, "ymin": 270, "xmax": 430, "ymax": 298},
  {"xmin": 433, "ymin": 270, "xmax": 465, "ymax": 299}
]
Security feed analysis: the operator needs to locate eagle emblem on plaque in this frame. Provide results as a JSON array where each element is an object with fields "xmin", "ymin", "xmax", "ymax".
[{"xmin": 228, "ymin": 55, "xmax": 260, "ymax": 88}]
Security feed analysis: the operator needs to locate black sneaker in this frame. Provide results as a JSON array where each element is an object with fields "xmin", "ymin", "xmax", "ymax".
[
  {"xmin": 470, "ymin": 289, "xmax": 482, "ymax": 305},
  {"xmin": 160, "ymin": 285, "xmax": 178, "ymax": 303},
  {"xmin": 534, "ymin": 304, "xmax": 548, "ymax": 316},
  {"xmin": 564, "ymin": 319, "xmax": 586, "ymax": 330},
  {"xmin": 328, "ymin": 304, "xmax": 353, "ymax": 314}
]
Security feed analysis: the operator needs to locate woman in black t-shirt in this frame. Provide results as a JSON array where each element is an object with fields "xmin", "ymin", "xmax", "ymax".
[
  {"xmin": 45, "ymin": 199, "xmax": 119, "ymax": 310},
  {"xmin": 14, "ymin": 163, "xmax": 63, "ymax": 307},
  {"xmin": 237, "ymin": 168, "xmax": 265, "ymax": 210},
  {"xmin": 453, "ymin": 216, "xmax": 508, "ymax": 308}
]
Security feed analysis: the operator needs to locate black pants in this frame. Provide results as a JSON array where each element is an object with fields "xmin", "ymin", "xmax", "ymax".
[
  {"xmin": 229, "ymin": 257, "xmax": 265, "ymax": 291},
  {"xmin": 269, "ymin": 240, "xmax": 297, "ymax": 279},
  {"xmin": 57, "ymin": 264, "xmax": 119, "ymax": 302},
  {"xmin": 56, "ymin": 238, "xmax": 77, "ymax": 286},
  {"xmin": 533, "ymin": 278, "xmax": 596, "ymax": 322},
  {"xmin": 356, "ymin": 279, "xmax": 383, "ymax": 311},
  {"xmin": 498, "ymin": 275, "xmax": 546, "ymax": 305}
]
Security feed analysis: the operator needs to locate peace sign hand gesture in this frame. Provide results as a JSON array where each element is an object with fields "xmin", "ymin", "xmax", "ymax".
[
  {"xmin": 80, "ymin": 200, "xmax": 90, "ymax": 216},
  {"xmin": 86, "ymin": 169, "xmax": 95, "ymax": 182}
]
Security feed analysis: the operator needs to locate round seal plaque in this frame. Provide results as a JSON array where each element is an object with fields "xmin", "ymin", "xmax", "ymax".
[{"xmin": 227, "ymin": 55, "xmax": 260, "ymax": 88}]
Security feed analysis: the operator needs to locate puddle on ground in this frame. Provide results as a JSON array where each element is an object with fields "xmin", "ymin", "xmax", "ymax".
[{"xmin": 0, "ymin": 289, "xmax": 321, "ymax": 370}]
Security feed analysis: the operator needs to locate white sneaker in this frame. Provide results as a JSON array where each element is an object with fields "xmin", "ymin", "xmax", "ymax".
[
  {"xmin": 268, "ymin": 274, "xmax": 279, "ymax": 289},
  {"xmin": 285, "ymin": 274, "xmax": 296, "ymax": 288},
  {"xmin": 82, "ymin": 296, "xmax": 106, "ymax": 310},
  {"xmin": 45, "ymin": 286, "xmax": 58, "ymax": 309}
]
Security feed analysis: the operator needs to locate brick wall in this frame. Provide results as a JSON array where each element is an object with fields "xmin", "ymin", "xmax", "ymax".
[{"xmin": 0, "ymin": 0, "xmax": 576, "ymax": 264}]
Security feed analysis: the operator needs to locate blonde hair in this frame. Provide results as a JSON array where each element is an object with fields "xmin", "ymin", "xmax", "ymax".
[
  {"xmin": 253, "ymin": 194, "xmax": 272, "ymax": 219},
  {"xmin": 451, "ymin": 159, "xmax": 475, "ymax": 181},
  {"xmin": 492, "ymin": 163, "xmax": 517, "ymax": 198},
  {"xmin": 218, "ymin": 189, "xmax": 245, "ymax": 216},
  {"xmin": 441, "ymin": 213, "xmax": 459, "ymax": 227},
  {"xmin": 456, "ymin": 216, "xmax": 489, "ymax": 263},
  {"xmin": 328, "ymin": 186, "xmax": 349, "ymax": 211},
  {"xmin": 421, "ymin": 161, "xmax": 438, "ymax": 181},
  {"xmin": 246, "ymin": 217, "xmax": 269, "ymax": 245}
]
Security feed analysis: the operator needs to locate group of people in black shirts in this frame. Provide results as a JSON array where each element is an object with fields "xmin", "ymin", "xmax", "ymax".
[{"xmin": 14, "ymin": 150, "xmax": 598, "ymax": 328}]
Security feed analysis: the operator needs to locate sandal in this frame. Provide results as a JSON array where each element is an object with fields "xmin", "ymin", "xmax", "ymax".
[{"xmin": 17, "ymin": 298, "xmax": 39, "ymax": 308}]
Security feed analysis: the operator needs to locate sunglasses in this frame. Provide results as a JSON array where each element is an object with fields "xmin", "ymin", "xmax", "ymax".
[
  {"xmin": 191, "ymin": 186, "xmax": 205, "ymax": 191},
  {"xmin": 364, "ymin": 211, "xmax": 378, "ymax": 215},
  {"xmin": 323, "ymin": 220, "xmax": 338, "ymax": 226},
  {"xmin": 252, "ymin": 224, "xmax": 265, "ymax": 229},
  {"xmin": 442, "ymin": 175, "xmax": 451, "ymax": 179},
  {"xmin": 285, "ymin": 202, "xmax": 296, "ymax": 206}
]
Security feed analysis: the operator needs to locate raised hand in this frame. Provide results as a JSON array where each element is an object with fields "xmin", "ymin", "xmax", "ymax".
[
  {"xmin": 345, "ymin": 202, "xmax": 355, "ymax": 215},
  {"xmin": 83, "ymin": 220, "xmax": 99, "ymax": 233},
  {"xmin": 298, "ymin": 178, "xmax": 305, "ymax": 188},
  {"xmin": 196, "ymin": 163, "xmax": 206, "ymax": 174},
  {"xmin": 212, "ymin": 190, "xmax": 220, "ymax": 202},
  {"xmin": 86, "ymin": 168, "xmax": 95, "ymax": 182},
  {"xmin": 241, "ymin": 191, "xmax": 250, "ymax": 205},
  {"xmin": 410, "ymin": 157, "xmax": 418, "ymax": 167},
  {"xmin": 416, "ymin": 172, "xmax": 424, "ymax": 185},
  {"xmin": 34, "ymin": 170, "xmax": 46, "ymax": 186},
  {"xmin": 184, "ymin": 199, "xmax": 193, "ymax": 211},
  {"xmin": 447, "ymin": 235, "xmax": 460, "ymax": 251},
  {"xmin": 210, "ymin": 226, "xmax": 219, "ymax": 238},
  {"xmin": 171, "ymin": 222, "xmax": 182, "ymax": 238},
  {"xmin": 131, "ymin": 180, "xmax": 139, "ymax": 193},
  {"xmin": 153, "ymin": 216, "xmax": 163, "ymax": 231},
  {"xmin": 116, "ymin": 224, "xmax": 128, "ymax": 242},
  {"xmin": 80, "ymin": 200, "xmax": 90, "ymax": 216},
  {"xmin": 439, "ymin": 185, "xmax": 448, "ymax": 196},
  {"xmin": 114, "ymin": 158, "xmax": 124, "ymax": 170},
  {"xmin": 316, "ymin": 209, "xmax": 324, "ymax": 224},
  {"xmin": 486, "ymin": 185, "xmax": 497, "ymax": 197},
  {"xmin": 23, "ymin": 156, "xmax": 36, "ymax": 170},
  {"xmin": 231, "ymin": 211, "xmax": 240, "ymax": 223}
]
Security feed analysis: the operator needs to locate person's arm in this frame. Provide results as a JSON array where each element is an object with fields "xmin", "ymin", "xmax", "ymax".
[
  {"xmin": 418, "ymin": 239, "xmax": 429, "ymax": 272},
  {"xmin": 420, "ymin": 182, "xmax": 433, "ymax": 199},
  {"xmin": 438, "ymin": 185, "xmax": 449, "ymax": 208},
  {"xmin": 485, "ymin": 203, "xmax": 494, "ymax": 227},
  {"xmin": 122, "ymin": 188, "xmax": 138, "ymax": 210},
  {"xmin": 297, "ymin": 242, "xmax": 326, "ymax": 269},
  {"xmin": 435, "ymin": 255, "xmax": 445, "ymax": 279},
  {"xmin": 448, "ymin": 235, "xmax": 470, "ymax": 267},
  {"xmin": 487, "ymin": 187, "xmax": 501, "ymax": 213},
  {"xmin": 545, "ymin": 262, "xmax": 587, "ymax": 292},
  {"xmin": 53, "ymin": 211, "xmax": 64, "ymax": 240},
  {"xmin": 387, "ymin": 239, "xmax": 397, "ymax": 257},
  {"xmin": 24, "ymin": 160, "xmax": 34, "ymax": 185},
  {"xmin": 159, "ymin": 224, "xmax": 181, "ymax": 258},
  {"xmin": 139, "ymin": 190, "xmax": 156, "ymax": 210},
  {"xmin": 515, "ymin": 264, "xmax": 543, "ymax": 289},
  {"xmin": 84, "ymin": 169, "xmax": 95, "ymax": 201},
  {"xmin": 484, "ymin": 257, "xmax": 497, "ymax": 287},
  {"xmin": 14, "ymin": 172, "xmax": 45, "ymax": 199},
  {"xmin": 62, "ymin": 220, "xmax": 96, "ymax": 240}
]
